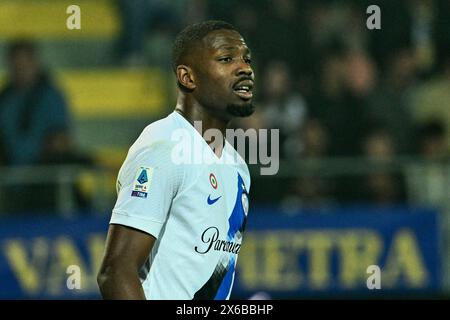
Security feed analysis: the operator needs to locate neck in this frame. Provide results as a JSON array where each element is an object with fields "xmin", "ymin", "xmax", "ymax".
[{"xmin": 175, "ymin": 93, "xmax": 229, "ymax": 157}]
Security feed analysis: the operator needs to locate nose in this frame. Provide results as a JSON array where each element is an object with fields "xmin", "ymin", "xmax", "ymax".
[{"xmin": 236, "ymin": 59, "xmax": 253, "ymax": 77}]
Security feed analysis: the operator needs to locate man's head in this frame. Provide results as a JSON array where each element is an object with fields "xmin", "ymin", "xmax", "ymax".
[
  {"xmin": 172, "ymin": 20, "xmax": 255, "ymax": 120},
  {"xmin": 418, "ymin": 120, "xmax": 448, "ymax": 160},
  {"xmin": 7, "ymin": 40, "xmax": 41, "ymax": 88}
]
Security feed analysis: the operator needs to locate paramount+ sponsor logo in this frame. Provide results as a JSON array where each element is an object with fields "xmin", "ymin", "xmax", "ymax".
[{"xmin": 195, "ymin": 226, "xmax": 241, "ymax": 255}]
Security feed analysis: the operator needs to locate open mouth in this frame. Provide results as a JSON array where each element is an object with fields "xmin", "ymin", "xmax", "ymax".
[{"xmin": 233, "ymin": 81, "xmax": 254, "ymax": 100}]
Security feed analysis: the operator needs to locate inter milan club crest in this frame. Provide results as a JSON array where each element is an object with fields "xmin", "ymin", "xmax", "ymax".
[{"xmin": 209, "ymin": 173, "xmax": 218, "ymax": 189}]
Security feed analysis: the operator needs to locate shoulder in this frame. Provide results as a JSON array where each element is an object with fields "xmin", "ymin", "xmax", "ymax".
[
  {"xmin": 38, "ymin": 73, "xmax": 64, "ymax": 96},
  {"xmin": 130, "ymin": 113, "xmax": 178, "ymax": 151},
  {"xmin": 124, "ymin": 112, "xmax": 184, "ymax": 169},
  {"xmin": 117, "ymin": 113, "xmax": 187, "ymax": 191}
]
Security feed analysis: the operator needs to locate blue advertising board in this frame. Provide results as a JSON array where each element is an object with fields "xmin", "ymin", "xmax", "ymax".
[
  {"xmin": 233, "ymin": 206, "xmax": 441, "ymax": 298},
  {"xmin": 0, "ymin": 206, "xmax": 441, "ymax": 299}
]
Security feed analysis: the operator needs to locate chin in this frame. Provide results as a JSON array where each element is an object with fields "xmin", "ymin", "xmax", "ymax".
[{"xmin": 226, "ymin": 102, "xmax": 255, "ymax": 117}]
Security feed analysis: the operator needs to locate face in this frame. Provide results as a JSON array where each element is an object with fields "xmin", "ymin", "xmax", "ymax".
[
  {"xmin": 188, "ymin": 29, "xmax": 255, "ymax": 119},
  {"xmin": 9, "ymin": 50, "xmax": 40, "ymax": 88}
]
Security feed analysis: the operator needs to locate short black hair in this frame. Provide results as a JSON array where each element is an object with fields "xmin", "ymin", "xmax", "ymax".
[
  {"xmin": 172, "ymin": 20, "xmax": 237, "ymax": 73},
  {"xmin": 418, "ymin": 120, "xmax": 446, "ymax": 141},
  {"xmin": 7, "ymin": 39, "xmax": 37, "ymax": 59}
]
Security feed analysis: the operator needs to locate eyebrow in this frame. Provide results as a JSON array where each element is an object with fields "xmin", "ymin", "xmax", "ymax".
[{"xmin": 217, "ymin": 46, "xmax": 251, "ymax": 55}]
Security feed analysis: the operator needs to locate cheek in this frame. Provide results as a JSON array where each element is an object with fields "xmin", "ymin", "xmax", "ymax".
[
  {"xmin": 195, "ymin": 62, "xmax": 235, "ymax": 101},
  {"xmin": 201, "ymin": 72, "xmax": 230, "ymax": 95}
]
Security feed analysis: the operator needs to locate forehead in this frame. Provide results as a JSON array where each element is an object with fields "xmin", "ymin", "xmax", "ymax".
[{"xmin": 201, "ymin": 29, "xmax": 248, "ymax": 52}]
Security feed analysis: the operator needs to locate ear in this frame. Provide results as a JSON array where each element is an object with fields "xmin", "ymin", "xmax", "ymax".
[{"xmin": 176, "ymin": 65, "xmax": 196, "ymax": 91}]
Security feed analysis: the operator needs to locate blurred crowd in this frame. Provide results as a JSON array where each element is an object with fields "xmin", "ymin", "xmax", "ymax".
[
  {"xmin": 212, "ymin": 0, "xmax": 450, "ymax": 207},
  {"xmin": 0, "ymin": 42, "xmax": 92, "ymax": 212},
  {"xmin": 0, "ymin": 0, "xmax": 449, "ymax": 212}
]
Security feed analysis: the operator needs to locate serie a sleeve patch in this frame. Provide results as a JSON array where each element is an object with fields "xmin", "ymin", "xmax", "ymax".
[{"xmin": 131, "ymin": 166, "xmax": 154, "ymax": 198}]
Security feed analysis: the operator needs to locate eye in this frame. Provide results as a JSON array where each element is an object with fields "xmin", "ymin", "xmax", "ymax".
[
  {"xmin": 244, "ymin": 57, "xmax": 252, "ymax": 64},
  {"xmin": 218, "ymin": 57, "xmax": 233, "ymax": 63}
]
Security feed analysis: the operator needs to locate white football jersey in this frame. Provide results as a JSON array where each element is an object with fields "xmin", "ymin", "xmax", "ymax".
[{"xmin": 110, "ymin": 111, "xmax": 251, "ymax": 300}]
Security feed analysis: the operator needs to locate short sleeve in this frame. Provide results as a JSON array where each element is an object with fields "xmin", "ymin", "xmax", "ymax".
[{"xmin": 110, "ymin": 141, "xmax": 184, "ymax": 238}]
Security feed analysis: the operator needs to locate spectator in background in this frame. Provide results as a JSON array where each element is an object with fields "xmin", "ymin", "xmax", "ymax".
[
  {"xmin": 258, "ymin": 60, "xmax": 308, "ymax": 159},
  {"xmin": 367, "ymin": 45, "xmax": 418, "ymax": 155},
  {"xmin": 308, "ymin": 47, "xmax": 377, "ymax": 203},
  {"xmin": 0, "ymin": 41, "xmax": 71, "ymax": 166},
  {"xmin": 0, "ymin": 40, "xmax": 91, "ymax": 212},
  {"xmin": 407, "ymin": 120, "xmax": 449, "ymax": 206},
  {"xmin": 411, "ymin": 48, "xmax": 450, "ymax": 151},
  {"xmin": 282, "ymin": 119, "xmax": 334, "ymax": 210},
  {"xmin": 309, "ymin": 47, "xmax": 376, "ymax": 157},
  {"xmin": 339, "ymin": 50, "xmax": 377, "ymax": 156},
  {"xmin": 298, "ymin": 119, "xmax": 329, "ymax": 159},
  {"xmin": 417, "ymin": 120, "xmax": 449, "ymax": 161},
  {"xmin": 361, "ymin": 128, "xmax": 407, "ymax": 205}
]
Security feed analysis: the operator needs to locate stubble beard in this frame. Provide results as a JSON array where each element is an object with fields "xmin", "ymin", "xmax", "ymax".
[{"xmin": 226, "ymin": 102, "xmax": 255, "ymax": 117}]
